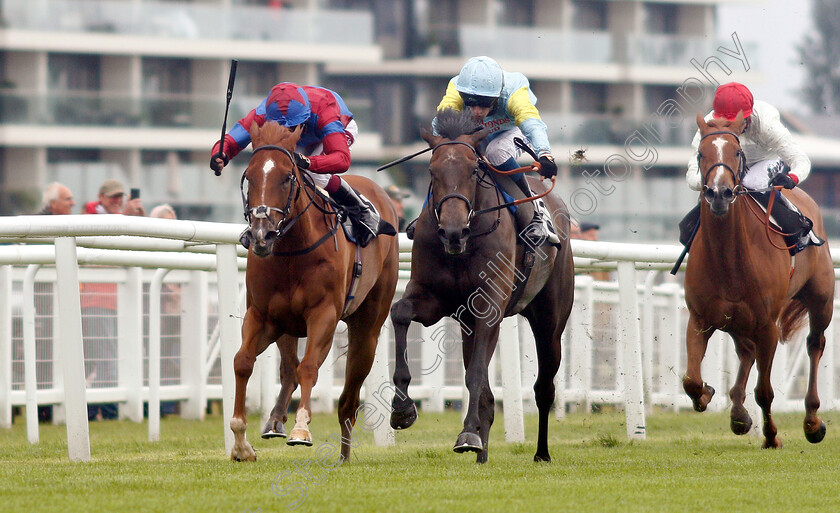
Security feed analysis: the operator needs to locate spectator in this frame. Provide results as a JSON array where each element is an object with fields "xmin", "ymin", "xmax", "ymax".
[
  {"xmin": 83, "ymin": 178, "xmax": 145, "ymax": 216},
  {"xmin": 80, "ymin": 179, "xmax": 145, "ymax": 420},
  {"xmin": 149, "ymin": 204, "xmax": 176, "ymax": 220},
  {"xmin": 385, "ymin": 185, "xmax": 410, "ymax": 232},
  {"xmin": 38, "ymin": 182, "xmax": 75, "ymax": 215},
  {"xmin": 578, "ymin": 222, "xmax": 600, "ymax": 242}
]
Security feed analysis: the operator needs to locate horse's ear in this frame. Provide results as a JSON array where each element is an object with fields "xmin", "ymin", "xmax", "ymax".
[
  {"xmin": 420, "ymin": 126, "xmax": 439, "ymax": 147},
  {"xmin": 249, "ymin": 121, "xmax": 261, "ymax": 146},
  {"xmin": 695, "ymin": 113, "xmax": 707, "ymax": 131},
  {"xmin": 733, "ymin": 110, "xmax": 745, "ymax": 131}
]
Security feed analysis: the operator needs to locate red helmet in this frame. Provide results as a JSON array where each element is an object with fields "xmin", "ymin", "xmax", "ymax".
[{"xmin": 713, "ymin": 82, "xmax": 754, "ymax": 120}]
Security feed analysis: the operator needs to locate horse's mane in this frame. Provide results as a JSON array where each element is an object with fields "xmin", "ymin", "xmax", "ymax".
[
  {"xmin": 254, "ymin": 121, "xmax": 298, "ymax": 149},
  {"xmin": 435, "ymin": 108, "xmax": 482, "ymax": 140}
]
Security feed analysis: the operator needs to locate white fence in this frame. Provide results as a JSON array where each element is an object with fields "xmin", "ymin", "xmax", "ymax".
[{"xmin": 1, "ymin": 215, "xmax": 838, "ymax": 461}]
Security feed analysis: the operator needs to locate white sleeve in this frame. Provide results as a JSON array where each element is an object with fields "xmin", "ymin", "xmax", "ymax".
[
  {"xmin": 686, "ymin": 129, "xmax": 703, "ymax": 191},
  {"xmin": 756, "ymin": 105, "xmax": 811, "ymax": 183}
]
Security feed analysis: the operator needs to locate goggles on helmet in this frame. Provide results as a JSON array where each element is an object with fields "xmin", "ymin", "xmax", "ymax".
[{"xmin": 460, "ymin": 93, "xmax": 497, "ymax": 109}]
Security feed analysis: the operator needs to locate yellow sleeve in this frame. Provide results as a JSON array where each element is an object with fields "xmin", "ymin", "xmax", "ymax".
[
  {"xmin": 437, "ymin": 80, "xmax": 464, "ymax": 112},
  {"xmin": 506, "ymin": 86, "xmax": 541, "ymax": 126}
]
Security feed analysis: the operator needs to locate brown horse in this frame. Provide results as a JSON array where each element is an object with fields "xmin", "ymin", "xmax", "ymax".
[
  {"xmin": 389, "ymin": 109, "xmax": 575, "ymax": 463},
  {"xmin": 683, "ymin": 112, "xmax": 834, "ymax": 448},
  {"xmin": 229, "ymin": 121, "xmax": 399, "ymax": 462}
]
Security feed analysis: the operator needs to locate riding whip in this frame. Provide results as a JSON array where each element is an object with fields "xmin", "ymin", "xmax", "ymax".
[{"xmin": 215, "ymin": 59, "xmax": 238, "ymax": 176}]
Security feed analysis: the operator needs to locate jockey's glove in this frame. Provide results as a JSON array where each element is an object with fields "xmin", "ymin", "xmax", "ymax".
[
  {"xmin": 770, "ymin": 173, "xmax": 797, "ymax": 189},
  {"xmin": 537, "ymin": 155, "xmax": 557, "ymax": 179},
  {"xmin": 210, "ymin": 152, "xmax": 228, "ymax": 172},
  {"xmin": 295, "ymin": 152, "xmax": 311, "ymax": 170}
]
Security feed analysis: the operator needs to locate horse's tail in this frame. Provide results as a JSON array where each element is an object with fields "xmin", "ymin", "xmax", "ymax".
[{"xmin": 778, "ymin": 298, "xmax": 808, "ymax": 342}]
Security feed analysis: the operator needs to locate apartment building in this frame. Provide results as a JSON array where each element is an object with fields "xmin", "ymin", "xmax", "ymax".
[{"xmin": 1, "ymin": 0, "xmax": 837, "ymax": 240}]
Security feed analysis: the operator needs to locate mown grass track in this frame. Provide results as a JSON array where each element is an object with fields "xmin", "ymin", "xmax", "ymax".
[{"xmin": 3, "ymin": 409, "xmax": 839, "ymax": 513}]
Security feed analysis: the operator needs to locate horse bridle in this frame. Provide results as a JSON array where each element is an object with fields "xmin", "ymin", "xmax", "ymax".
[
  {"xmin": 429, "ymin": 140, "xmax": 484, "ymax": 224},
  {"xmin": 699, "ymin": 130, "xmax": 748, "ymax": 201},
  {"xmin": 240, "ymin": 144, "xmax": 300, "ymax": 235}
]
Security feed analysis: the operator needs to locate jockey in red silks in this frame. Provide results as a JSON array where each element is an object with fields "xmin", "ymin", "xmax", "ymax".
[
  {"xmin": 681, "ymin": 82, "xmax": 822, "ymax": 253},
  {"xmin": 210, "ymin": 82, "xmax": 379, "ymax": 246}
]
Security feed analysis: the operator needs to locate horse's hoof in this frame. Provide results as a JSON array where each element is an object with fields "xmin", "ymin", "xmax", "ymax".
[
  {"xmin": 261, "ymin": 419, "xmax": 287, "ymax": 439},
  {"xmin": 730, "ymin": 405, "xmax": 752, "ymax": 436},
  {"xmin": 287, "ymin": 428, "xmax": 313, "ymax": 447},
  {"xmin": 691, "ymin": 384, "xmax": 715, "ymax": 412},
  {"xmin": 230, "ymin": 442, "xmax": 257, "ymax": 462},
  {"xmin": 762, "ymin": 438, "xmax": 783, "ymax": 449},
  {"xmin": 476, "ymin": 452, "xmax": 488, "ymax": 464},
  {"xmin": 390, "ymin": 402, "xmax": 418, "ymax": 430},
  {"xmin": 534, "ymin": 453, "xmax": 551, "ymax": 463},
  {"xmin": 805, "ymin": 420, "xmax": 827, "ymax": 444},
  {"xmin": 453, "ymin": 432, "xmax": 483, "ymax": 454}
]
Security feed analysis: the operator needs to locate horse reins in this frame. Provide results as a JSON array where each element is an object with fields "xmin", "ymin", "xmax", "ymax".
[
  {"xmin": 699, "ymin": 130, "xmax": 796, "ymax": 250},
  {"xmin": 429, "ymin": 140, "xmax": 556, "ymax": 224}
]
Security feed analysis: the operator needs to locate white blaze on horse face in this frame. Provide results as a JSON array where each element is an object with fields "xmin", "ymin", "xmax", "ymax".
[
  {"xmin": 712, "ymin": 137, "xmax": 727, "ymax": 189},
  {"xmin": 260, "ymin": 158, "xmax": 275, "ymax": 204}
]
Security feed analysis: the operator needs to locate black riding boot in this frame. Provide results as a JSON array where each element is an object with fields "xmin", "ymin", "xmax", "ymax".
[
  {"xmin": 679, "ymin": 203, "xmax": 701, "ymax": 247},
  {"xmin": 332, "ymin": 178, "xmax": 380, "ymax": 247},
  {"xmin": 513, "ymin": 178, "xmax": 560, "ymax": 247},
  {"xmin": 765, "ymin": 192, "xmax": 820, "ymax": 253}
]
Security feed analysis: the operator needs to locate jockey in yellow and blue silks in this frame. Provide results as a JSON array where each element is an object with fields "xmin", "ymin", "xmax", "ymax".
[{"xmin": 432, "ymin": 56, "xmax": 560, "ymax": 247}]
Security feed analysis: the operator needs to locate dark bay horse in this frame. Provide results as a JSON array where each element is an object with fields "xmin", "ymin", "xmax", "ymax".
[
  {"xmin": 229, "ymin": 121, "xmax": 399, "ymax": 462},
  {"xmin": 390, "ymin": 109, "xmax": 575, "ymax": 463},
  {"xmin": 684, "ymin": 112, "xmax": 834, "ymax": 448}
]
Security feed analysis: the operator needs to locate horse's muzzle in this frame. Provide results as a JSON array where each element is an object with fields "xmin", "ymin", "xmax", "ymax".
[
  {"xmin": 438, "ymin": 225, "xmax": 470, "ymax": 255},
  {"xmin": 703, "ymin": 186, "xmax": 735, "ymax": 216},
  {"xmin": 249, "ymin": 228, "xmax": 277, "ymax": 257}
]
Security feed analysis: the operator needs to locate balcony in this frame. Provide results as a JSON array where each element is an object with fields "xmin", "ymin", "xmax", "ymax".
[
  {"xmin": 1, "ymin": 0, "xmax": 375, "ymax": 47},
  {"xmin": 0, "ymin": 91, "xmax": 373, "ymax": 133},
  {"xmin": 541, "ymin": 112, "xmax": 696, "ymax": 147},
  {"xmin": 625, "ymin": 34, "xmax": 759, "ymax": 68},
  {"xmin": 458, "ymin": 26, "xmax": 612, "ymax": 64}
]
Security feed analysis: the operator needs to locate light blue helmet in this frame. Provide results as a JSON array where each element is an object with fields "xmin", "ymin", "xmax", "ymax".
[{"xmin": 455, "ymin": 56, "xmax": 504, "ymax": 97}]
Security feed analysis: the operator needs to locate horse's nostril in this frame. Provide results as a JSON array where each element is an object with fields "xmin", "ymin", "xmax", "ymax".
[
  {"xmin": 461, "ymin": 228, "xmax": 471, "ymax": 239},
  {"xmin": 438, "ymin": 227, "xmax": 446, "ymax": 239}
]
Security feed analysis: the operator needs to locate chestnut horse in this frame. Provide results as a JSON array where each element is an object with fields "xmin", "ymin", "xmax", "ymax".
[
  {"xmin": 390, "ymin": 109, "xmax": 575, "ymax": 463},
  {"xmin": 229, "ymin": 121, "xmax": 399, "ymax": 462},
  {"xmin": 683, "ymin": 112, "xmax": 834, "ymax": 448}
]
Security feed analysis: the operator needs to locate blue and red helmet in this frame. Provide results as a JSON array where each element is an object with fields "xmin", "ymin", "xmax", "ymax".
[{"xmin": 265, "ymin": 83, "xmax": 311, "ymax": 127}]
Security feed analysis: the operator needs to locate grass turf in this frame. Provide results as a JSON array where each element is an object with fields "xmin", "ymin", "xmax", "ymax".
[{"xmin": 2, "ymin": 408, "xmax": 839, "ymax": 513}]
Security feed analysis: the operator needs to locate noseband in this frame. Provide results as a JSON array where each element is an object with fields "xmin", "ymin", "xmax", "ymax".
[
  {"xmin": 430, "ymin": 140, "xmax": 482, "ymax": 223},
  {"xmin": 699, "ymin": 130, "xmax": 747, "ymax": 200},
  {"xmin": 241, "ymin": 144, "xmax": 300, "ymax": 235}
]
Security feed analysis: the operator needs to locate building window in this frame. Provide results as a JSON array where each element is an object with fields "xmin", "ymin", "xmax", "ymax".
[
  {"xmin": 495, "ymin": 0, "xmax": 534, "ymax": 27},
  {"xmin": 238, "ymin": 62, "xmax": 279, "ymax": 97},
  {"xmin": 644, "ymin": 3, "xmax": 678, "ymax": 34},
  {"xmin": 48, "ymin": 54, "xmax": 101, "ymax": 92},
  {"xmin": 142, "ymin": 58, "xmax": 191, "ymax": 95},
  {"xmin": 571, "ymin": 0, "xmax": 607, "ymax": 31}
]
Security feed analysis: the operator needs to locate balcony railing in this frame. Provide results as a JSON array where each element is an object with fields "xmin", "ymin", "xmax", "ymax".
[
  {"xmin": 1, "ymin": 0, "xmax": 375, "ymax": 46},
  {"xmin": 541, "ymin": 112, "xmax": 697, "ymax": 147},
  {"xmin": 458, "ymin": 26, "xmax": 612, "ymax": 63},
  {"xmin": 625, "ymin": 34, "xmax": 759, "ymax": 68},
  {"xmin": 0, "ymin": 91, "xmax": 373, "ymax": 132}
]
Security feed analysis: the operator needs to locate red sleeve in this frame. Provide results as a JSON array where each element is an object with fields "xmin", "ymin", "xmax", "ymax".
[{"xmin": 307, "ymin": 131, "xmax": 351, "ymax": 174}]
